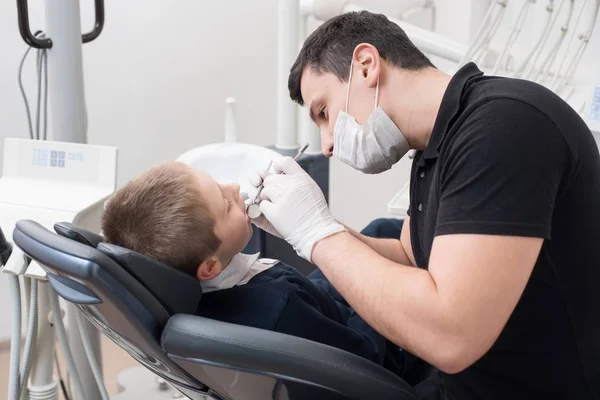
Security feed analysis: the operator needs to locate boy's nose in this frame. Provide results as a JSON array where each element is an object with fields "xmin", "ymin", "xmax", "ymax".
[{"xmin": 227, "ymin": 183, "xmax": 241, "ymax": 198}]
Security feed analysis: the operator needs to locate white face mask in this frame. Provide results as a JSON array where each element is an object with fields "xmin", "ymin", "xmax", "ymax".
[{"xmin": 333, "ymin": 62, "xmax": 410, "ymax": 174}]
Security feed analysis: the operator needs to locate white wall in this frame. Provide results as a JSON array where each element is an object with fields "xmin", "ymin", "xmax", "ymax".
[{"xmin": 0, "ymin": 0, "xmax": 481, "ymax": 342}]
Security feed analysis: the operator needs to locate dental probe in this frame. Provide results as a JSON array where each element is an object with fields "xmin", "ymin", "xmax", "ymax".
[{"xmin": 246, "ymin": 143, "xmax": 309, "ymax": 219}]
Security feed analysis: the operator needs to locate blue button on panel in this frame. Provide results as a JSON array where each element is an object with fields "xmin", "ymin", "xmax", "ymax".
[
  {"xmin": 58, "ymin": 160, "xmax": 65, "ymax": 168},
  {"xmin": 58, "ymin": 151, "xmax": 65, "ymax": 159}
]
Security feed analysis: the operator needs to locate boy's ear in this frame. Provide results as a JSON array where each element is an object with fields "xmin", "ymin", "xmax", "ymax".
[{"xmin": 196, "ymin": 257, "xmax": 223, "ymax": 281}]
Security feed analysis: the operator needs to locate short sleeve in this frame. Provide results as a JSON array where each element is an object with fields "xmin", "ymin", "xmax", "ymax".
[{"xmin": 435, "ymin": 99, "xmax": 570, "ymax": 239}]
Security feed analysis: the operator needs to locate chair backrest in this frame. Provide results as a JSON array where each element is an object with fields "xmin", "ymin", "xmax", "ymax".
[{"xmin": 12, "ymin": 220, "xmax": 208, "ymax": 395}]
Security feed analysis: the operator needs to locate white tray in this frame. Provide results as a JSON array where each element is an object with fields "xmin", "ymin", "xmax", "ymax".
[{"xmin": 387, "ymin": 181, "xmax": 410, "ymax": 216}]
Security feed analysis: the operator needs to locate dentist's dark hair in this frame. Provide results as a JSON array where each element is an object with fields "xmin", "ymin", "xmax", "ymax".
[{"xmin": 288, "ymin": 10, "xmax": 435, "ymax": 105}]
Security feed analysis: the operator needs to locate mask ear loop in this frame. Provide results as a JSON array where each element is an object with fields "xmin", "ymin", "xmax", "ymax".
[
  {"xmin": 345, "ymin": 62, "xmax": 353, "ymax": 113},
  {"xmin": 374, "ymin": 77, "xmax": 380, "ymax": 110},
  {"xmin": 346, "ymin": 61, "xmax": 380, "ymax": 112}
]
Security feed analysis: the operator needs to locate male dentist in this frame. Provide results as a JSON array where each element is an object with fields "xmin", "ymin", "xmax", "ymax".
[{"xmin": 250, "ymin": 10, "xmax": 600, "ymax": 400}]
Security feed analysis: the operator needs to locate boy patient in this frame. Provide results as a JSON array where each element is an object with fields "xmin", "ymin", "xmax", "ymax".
[{"xmin": 101, "ymin": 161, "xmax": 404, "ymax": 375}]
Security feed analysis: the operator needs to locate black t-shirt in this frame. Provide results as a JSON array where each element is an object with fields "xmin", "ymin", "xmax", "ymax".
[{"xmin": 408, "ymin": 63, "xmax": 600, "ymax": 399}]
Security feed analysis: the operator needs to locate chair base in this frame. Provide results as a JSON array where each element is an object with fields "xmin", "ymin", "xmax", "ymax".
[{"xmin": 114, "ymin": 367, "xmax": 188, "ymax": 399}]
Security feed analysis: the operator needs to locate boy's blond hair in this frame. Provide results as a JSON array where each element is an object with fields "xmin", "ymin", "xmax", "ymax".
[{"xmin": 101, "ymin": 161, "xmax": 221, "ymax": 276}]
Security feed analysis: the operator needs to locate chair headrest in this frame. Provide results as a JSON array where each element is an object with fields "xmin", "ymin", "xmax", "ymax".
[
  {"xmin": 15, "ymin": 220, "xmax": 171, "ymax": 324},
  {"xmin": 54, "ymin": 222, "xmax": 104, "ymax": 248},
  {"xmin": 97, "ymin": 243, "xmax": 203, "ymax": 316}
]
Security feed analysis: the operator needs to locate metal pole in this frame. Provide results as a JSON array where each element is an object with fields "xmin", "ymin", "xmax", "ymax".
[
  {"xmin": 27, "ymin": 282, "xmax": 58, "ymax": 400},
  {"xmin": 66, "ymin": 302, "xmax": 103, "ymax": 400},
  {"xmin": 44, "ymin": 0, "xmax": 88, "ymax": 143},
  {"xmin": 297, "ymin": 15, "xmax": 322, "ymax": 155},
  {"xmin": 43, "ymin": 2, "xmax": 101, "ymax": 397},
  {"xmin": 276, "ymin": 0, "xmax": 300, "ymax": 149}
]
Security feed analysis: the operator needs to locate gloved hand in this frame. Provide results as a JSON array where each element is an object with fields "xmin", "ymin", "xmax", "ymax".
[
  {"xmin": 247, "ymin": 167, "xmax": 282, "ymax": 239},
  {"xmin": 244, "ymin": 198, "xmax": 282, "ymax": 238},
  {"xmin": 258, "ymin": 157, "xmax": 347, "ymax": 262}
]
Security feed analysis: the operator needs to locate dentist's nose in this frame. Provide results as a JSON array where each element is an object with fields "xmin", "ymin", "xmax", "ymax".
[{"xmin": 321, "ymin": 130, "xmax": 334, "ymax": 158}]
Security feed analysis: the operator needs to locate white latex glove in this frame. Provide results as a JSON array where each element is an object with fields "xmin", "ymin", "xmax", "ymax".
[
  {"xmin": 258, "ymin": 157, "xmax": 347, "ymax": 262},
  {"xmin": 246, "ymin": 167, "xmax": 282, "ymax": 239}
]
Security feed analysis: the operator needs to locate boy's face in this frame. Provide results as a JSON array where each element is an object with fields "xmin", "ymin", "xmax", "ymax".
[{"xmin": 194, "ymin": 170, "xmax": 253, "ymax": 262}]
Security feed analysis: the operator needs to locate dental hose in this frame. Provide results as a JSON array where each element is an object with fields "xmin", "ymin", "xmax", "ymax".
[
  {"xmin": 458, "ymin": 0, "xmax": 499, "ymax": 66},
  {"xmin": 8, "ymin": 275, "xmax": 22, "ymax": 400},
  {"xmin": 19, "ymin": 278, "xmax": 38, "ymax": 400},
  {"xmin": 49, "ymin": 289, "xmax": 85, "ymax": 400},
  {"xmin": 76, "ymin": 311, "xmax": 110, "ymax": 400},
  {"xmin": 492, "ymin": 0, "xmax": 532, "ymax": 75},
  {"xmin": 515, "ymin": 0, "xmax": 557, "ymax": 78}
]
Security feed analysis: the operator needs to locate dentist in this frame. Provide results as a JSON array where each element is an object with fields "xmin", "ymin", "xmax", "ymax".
[{"xmin": 249, "ymin": 10, "xmax": 600, "ymax": 400}]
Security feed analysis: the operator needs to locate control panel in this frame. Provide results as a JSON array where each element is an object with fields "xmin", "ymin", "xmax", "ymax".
[{"xmin": 3, "ymin": 138, "xmax": 117, "ymax": 189}]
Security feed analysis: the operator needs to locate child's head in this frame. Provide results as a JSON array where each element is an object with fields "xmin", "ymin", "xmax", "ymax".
[{"xmin": 101, "ymin": 161, "xmax": 253, "ymax": 280}]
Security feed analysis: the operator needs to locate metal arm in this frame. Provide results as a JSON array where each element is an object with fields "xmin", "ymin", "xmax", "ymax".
[
  {"xmin": 16, "ymin": 0, "xmax": 105, "ymax": 49},
  {"xmin": 82, "ymin": 0, "xmax": 105, "ymax": 44},
  {"xmin": 15, "ymin": 0, "xmax": 52, "ymax": 49}
]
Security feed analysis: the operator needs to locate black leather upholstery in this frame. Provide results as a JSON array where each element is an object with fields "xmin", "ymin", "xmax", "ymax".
[
  {"xmin": 54, "ymin": 221, "xmax": 104, "ymax": 248},
  {"xmin": 97, "ymin": 243, "xmax": 203, "ymax": 316},
  {"xmin": 13, "ymin": 220, "xmax": 205, "ymax": 392}
]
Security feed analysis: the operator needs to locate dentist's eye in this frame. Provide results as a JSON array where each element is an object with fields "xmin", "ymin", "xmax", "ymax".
[{"xmin": 319, "ymin": 107, "xmax": 327, "ymax": 120}]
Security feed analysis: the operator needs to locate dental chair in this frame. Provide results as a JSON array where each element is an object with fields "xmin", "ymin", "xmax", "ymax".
[{"xmin": 12, "ymin": 219, "xmax": 417, "ymax": 400}]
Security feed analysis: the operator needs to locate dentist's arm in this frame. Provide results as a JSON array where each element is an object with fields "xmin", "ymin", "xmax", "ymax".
[
  {"xmin": 258, "ymin": 101, "xmax": 564, "ymax": 373},
  {"xmin": 257, "ymin": 156, "xmax": 547, "ymax": 374},
  {"xmin": 311, "ymin": 230, "xmax": 541, "ymax": 374},
  {"xmin": 345, "ymin": 222, "xmax": 416, "ymax": 266}
]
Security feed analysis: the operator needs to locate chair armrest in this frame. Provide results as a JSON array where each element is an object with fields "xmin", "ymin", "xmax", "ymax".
[{"xmin": 162, "ymin": 314, "xmax": 416, "ymax": 400}]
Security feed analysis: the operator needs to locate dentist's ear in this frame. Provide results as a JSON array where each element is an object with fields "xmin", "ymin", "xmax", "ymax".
[
  {"xmin": 351, "ymin": 43, "xmax": 381, "ymax": 88},
  {"xmin": 196, "ymin": 256, "xmax": 222, "ymax": 281}
]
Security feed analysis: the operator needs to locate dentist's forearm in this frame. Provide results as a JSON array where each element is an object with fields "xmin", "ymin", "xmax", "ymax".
[
  {"xmin": 345, "ymin": 226, "xmax": 413, "ymax": 266},
  {"xmin": 311, "ymin": 231, "xmax": 460, "ymax": 371}
]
